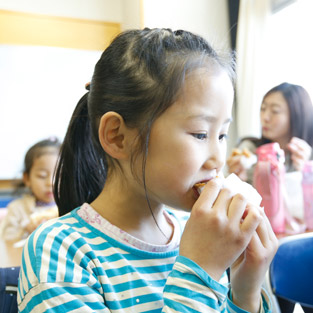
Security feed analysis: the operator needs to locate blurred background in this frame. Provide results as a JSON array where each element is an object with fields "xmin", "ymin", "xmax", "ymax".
[{"xmin": 0, "ymin": 0, "xmax": 312, "ymax": 180}]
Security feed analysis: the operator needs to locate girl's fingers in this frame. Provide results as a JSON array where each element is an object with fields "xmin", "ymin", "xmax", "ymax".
[
  {"xmin": 248, "ymin": 209, "xmax": 278, "ymax": 256},
  {"xmin": 254, "ymin": 210, "xmax": 269, "ymax": 246},
  {"xmin": 240, "ymin": 204, "xmax": 262, "ymax": 234},
  {"xmin": 260, "ymin": 209, "xmax": 278, "ymax": 245},
  {"xmin": 226, "ymin": 193, "xmax": 247, "ymax": 221},
  {"xmin": 194, "ymin": 177, "xmax": 223, "ymax": 210}
]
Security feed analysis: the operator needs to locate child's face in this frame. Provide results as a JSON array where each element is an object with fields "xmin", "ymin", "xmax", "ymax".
[
  {"xmin": 24, "ymin": 153, "xmax": 58, "ymax": 203},
  {"xmin": 260, "ymin": 91, "xmax": 291, "ymax": 143},
  {"xmin": 140, "ymin": 69, "xmax": 234, "ymax": 211}
]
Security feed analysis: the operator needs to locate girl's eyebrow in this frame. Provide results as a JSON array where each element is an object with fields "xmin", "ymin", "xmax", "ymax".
[
  {"xmin": 262, "ymin": 101, "xmax": 283, "ymax": 108},
  {"xmin": 187, "ymin": 114, "xmax": 233, "ymax": 124},
  {"xmin": 33, "ymin": 168, "xmax": 49, "ymax": 172}
]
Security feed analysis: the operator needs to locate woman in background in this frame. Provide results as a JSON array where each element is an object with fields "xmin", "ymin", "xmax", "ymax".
[
  {"xmin": 0, "ymin": 138, "xmax": 60, "ymax": 241},
  {"xmin": 227, "ymin": 82, "xmax": 313, "ymax": 183}
]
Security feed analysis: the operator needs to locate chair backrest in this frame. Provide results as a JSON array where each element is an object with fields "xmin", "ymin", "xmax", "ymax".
[
  {"xmin": 270, "ymin": 232, "xmax": 313, "ymax": 308},
  {"xmin": 0, "ymin": 266, "xmax": 20, "ymax": 313}
]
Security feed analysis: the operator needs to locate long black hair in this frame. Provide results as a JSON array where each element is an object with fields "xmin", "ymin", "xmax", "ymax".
[{"xmin": 54, "ymin": 28, "xmax": 235, "ymax": 216}]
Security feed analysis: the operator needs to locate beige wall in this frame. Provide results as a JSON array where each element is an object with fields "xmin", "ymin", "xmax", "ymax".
[
  {"xmin": 0, "ymin": 0, "xmax": 123, "ymax": 22},
  {"xmin": 0, "ymin": 0, "xmax": 230, "ymax": 46}
]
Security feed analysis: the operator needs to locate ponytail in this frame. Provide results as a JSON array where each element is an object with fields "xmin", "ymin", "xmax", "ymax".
[{"xmin": 53, "ymin": 93, "xmax": 107, "ymax": 216}]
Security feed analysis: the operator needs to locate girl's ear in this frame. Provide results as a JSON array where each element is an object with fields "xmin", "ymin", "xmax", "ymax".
[
  {"xmin": 23, "ymin": 172, "xmax": 31, "ymax": 188},
  {"xmin": 98, "ymin": 112, "xmax": 136, "ymax": 159}
]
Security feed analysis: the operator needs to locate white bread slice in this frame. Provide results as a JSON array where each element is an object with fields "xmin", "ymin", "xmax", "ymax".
[
  {"xmin": 223, "ymin": 173, "xmax": 262, "ymax": 206},
  {"xmin": 196, "ymin": 173, "xmax": 262, "ymax": 206}
]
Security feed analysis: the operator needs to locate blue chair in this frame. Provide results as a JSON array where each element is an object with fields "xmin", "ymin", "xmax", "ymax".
[
  {"xmin": 269, "ymin": 232, "xmax": 313, "ymax": 311},
  {"xmin": 0, "ymin": 266, "xmax": 20, "ymax": 313}
]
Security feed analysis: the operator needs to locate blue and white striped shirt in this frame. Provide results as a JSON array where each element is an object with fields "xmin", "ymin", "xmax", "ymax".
[{"xmin": 17, "ymin": 204, "xmax": 271, "ymax": 312}]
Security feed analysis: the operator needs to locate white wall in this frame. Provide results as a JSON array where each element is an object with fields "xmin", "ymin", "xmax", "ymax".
[
  {"xmin": 143, "ymin": 0, "xmax": 230, "ymax": 50},
  {"xmin": 0, "ymin": 0, "xmax": 231, "ymax": 179}
]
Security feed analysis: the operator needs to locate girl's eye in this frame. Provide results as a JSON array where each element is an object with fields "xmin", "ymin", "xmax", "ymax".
[
  {"xmin": 192, "ymin": 133, "xmax": 207, "ymax": 140},
  {"xmin": 35, "ymin": 172, "xmax": 48, "ymax": 179},
  {"xmin": 272, "ymin": 109, "xmax": 281, "ymax": 114},
  {"xmin": 219, "ymin": 134, "xmax": 228, "ymax": 142}
]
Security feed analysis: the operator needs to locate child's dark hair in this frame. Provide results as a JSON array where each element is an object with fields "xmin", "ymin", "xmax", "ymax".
[
  {"xmin": 54, "ymin": 28, "xmax": 236, "ymax": 216},
  {"xmin": 15, "ymin": 138, "xmax": 61, "ymax": 193}
]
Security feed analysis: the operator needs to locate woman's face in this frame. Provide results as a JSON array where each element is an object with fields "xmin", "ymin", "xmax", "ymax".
[{"xmin": 260, "ymin": 91, "xmax": 291, "ymax": 144}]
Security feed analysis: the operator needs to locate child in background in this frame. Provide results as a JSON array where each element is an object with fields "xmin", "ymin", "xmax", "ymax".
[
  {"xmin": 18, "ymin": 28, "xmax": 278, "ymax": 312},
  {"xmin": 0, "ymin": 138, "xmax": 60, "ymax": 241}
]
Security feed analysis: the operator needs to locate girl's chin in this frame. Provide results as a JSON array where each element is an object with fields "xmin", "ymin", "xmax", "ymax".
[{"xmin": 167, "ymin": 198, "xmax": 194, "ymax": 213}]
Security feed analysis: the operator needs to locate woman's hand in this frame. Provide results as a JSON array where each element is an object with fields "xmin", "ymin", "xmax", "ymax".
[
  {"xmin": 230, "ymin": 209, "xmax": 278, "ymax": 313},
  {"xmin": 287, "ymin": 137, "xmax": 312, "ymax": 171},
  {"xmin": 227, "ymin": 154, "xmax": 248, "ymax": 181},
  {"xmin": 179, "ymin": 178, "xmax": 262, "ymax": 281}
]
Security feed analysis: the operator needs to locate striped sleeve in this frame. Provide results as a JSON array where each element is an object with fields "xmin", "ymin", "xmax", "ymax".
[
  {"xmin": 18, "ymin": 282, "xmax": 110, "ymax": 313},
  {"xmin": 163, "ymin": 256, "xmax": 272, "ymax": 313},
  {"xmin": 163, "ymin": 256, "xmax": 228, "ymax": 312}
]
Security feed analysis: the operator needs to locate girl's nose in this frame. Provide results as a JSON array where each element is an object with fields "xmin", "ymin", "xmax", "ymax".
[
  {"xmin": 261, "ymin": 109, "xmax": 271, "ymax": 122},
  {"xmin": 203, "ymin": 142, "xmax": 224, "ymax": 172},
  {"xmin": 46, "ymin": 174, "xmax": 53, "ymax": 186}
]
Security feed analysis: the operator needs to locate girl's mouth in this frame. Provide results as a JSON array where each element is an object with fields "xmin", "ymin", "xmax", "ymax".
[{"xmin": 193, "ymin": 180, "xmax": 211, "ymax": 197}]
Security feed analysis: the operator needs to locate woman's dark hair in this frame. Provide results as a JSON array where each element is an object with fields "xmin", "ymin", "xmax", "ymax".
[
  {"xmin": 240, "ymin": 82, "xmax": 313, "ymax": 157},
  {"xmin": 263, "ymin": 82, "xmax": 313, "ymax": 147},
  {"xmin": 54, "ymin": 28, "xmax": 236, "ymax": 216},
  {"xmin": 15, "ymin": 138, "xmax": 61, "ymax": 193}
]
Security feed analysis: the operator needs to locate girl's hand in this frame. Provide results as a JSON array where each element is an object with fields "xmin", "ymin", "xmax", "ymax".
[
  {"xmin": 287, "ymin": 137, "xmax": 312, "ymax": 171},
  {"xmin": 227, "ymin": 154, "xmax": 248, "ymax": 181},
  {"xmin": 179, "ymin": 178, "xmax": 262, "ymax": 281},
  {"xmin": 230, "ymin": 209, "xmax": 278, "ymax": 313}
]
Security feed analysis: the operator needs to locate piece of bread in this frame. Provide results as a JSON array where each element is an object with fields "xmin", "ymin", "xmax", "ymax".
[
  {"xmin": 194, "ymin": 182, "xmax": 207, "ymax": 188},
  {"xmin": 231, "ymin": 148, "xmax": 251, "ymax": 158},
  {"xmin": 231, "ymin": 148, "xmax": 257, "ymax": 169},
  {"xmin": 195, "ymin": 173, "xmax": 262, "ymax": 206}
]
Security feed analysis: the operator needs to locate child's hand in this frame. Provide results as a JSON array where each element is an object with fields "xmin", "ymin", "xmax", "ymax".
[
  {"xmin": 25, "ymin": 220, "xmax": 40, "ymax": 233},
  {"xmin": 227, "ymin": 154, "xmax": 248, "ymax": 181},
  {"xmin": 230, "ymin": 209, "xmax": 278, "ymax": 313},
  {"xmin": 287, "ymin": 137, "xmax": 312, "ymax": 171},
  {"xmin": 179, "ymin": 178, "xmax": 262, "ymax": 281},
  {"xmin": 25, "ymin": 217, "xmax": 48, "ymax": 234}
]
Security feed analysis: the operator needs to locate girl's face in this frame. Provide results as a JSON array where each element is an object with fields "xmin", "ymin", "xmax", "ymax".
[
  {"xmin": 24, "ymin": 153, "xmax": 58, "ymax": 203},
  {"xmin": 140, "ymin": 69, "xmax": 234, "ymax": 211},
  {"xmin": 260, "ymin": 91, "xmax": 291, "ymax": 144}
]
